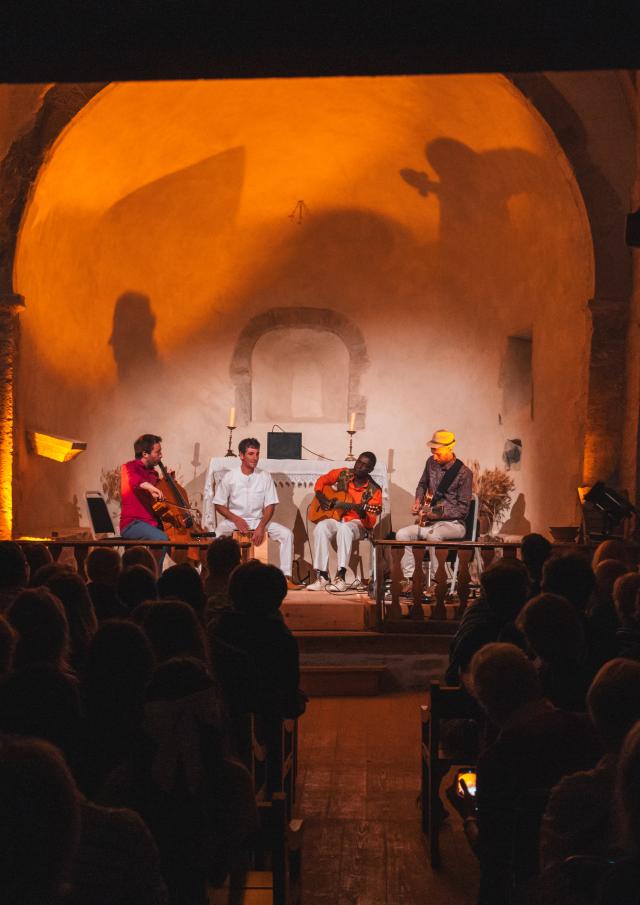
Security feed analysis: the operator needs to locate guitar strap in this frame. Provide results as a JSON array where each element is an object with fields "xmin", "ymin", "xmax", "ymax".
[{"xmin": 431, "ymin": 458, "xmax": 463, "ymax": 505}]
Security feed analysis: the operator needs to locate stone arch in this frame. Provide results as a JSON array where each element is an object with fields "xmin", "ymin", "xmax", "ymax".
[
  {"xmin": 507, "ymin": 72, "xmax": 634, "ymax": 485},
  {"xmin": 229, "ymin": 307, "xmax": 369, "ymax": 426}
]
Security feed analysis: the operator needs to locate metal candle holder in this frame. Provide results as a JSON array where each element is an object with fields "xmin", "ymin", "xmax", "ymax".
[
  {"xmin": 225, "ymin": 425, "xmax": 237, "ymax": 457},
  {"xmin": 345, "ymin": 430, "xmax": 356, "ymax": 461}
]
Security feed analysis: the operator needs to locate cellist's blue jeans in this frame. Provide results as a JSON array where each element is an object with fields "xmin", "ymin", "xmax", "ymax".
[
  {"xmin": 121, "ymin": 520, "xmax": 169, "ymax": 566},
  {"xmin": 122, "ymin": 520, "xmax": 169, "ymax": 542}
]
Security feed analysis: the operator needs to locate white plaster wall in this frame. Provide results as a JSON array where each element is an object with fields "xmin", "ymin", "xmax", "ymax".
[{"xmin": 12, "ymin": 75, "xmax": 594, "ymax": 538}]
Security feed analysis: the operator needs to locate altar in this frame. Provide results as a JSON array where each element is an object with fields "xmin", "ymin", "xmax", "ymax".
[{"xmin": 202, "ymin": 457, "xmax": 390, "ymax": 581}]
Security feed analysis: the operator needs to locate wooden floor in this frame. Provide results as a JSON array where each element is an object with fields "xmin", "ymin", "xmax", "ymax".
[{"xmin": 296, "ymin": 693, "xmax": 479, "ymax": 905}]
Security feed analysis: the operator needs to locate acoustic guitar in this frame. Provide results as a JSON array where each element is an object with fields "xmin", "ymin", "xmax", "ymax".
[{"xmin": 308, "ymin": 487, "xmax": 382, "ymax": 524}]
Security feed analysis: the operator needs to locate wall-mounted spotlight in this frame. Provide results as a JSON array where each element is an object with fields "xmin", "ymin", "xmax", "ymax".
[{"xmin": 27, "ymin": 430, "xmax": 87, "ymax": 463}]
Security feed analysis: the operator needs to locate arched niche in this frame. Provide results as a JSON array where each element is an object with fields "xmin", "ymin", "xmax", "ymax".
[{"xmin": 229, "ymin": 308, "xmax": 369, "ymax": 427}]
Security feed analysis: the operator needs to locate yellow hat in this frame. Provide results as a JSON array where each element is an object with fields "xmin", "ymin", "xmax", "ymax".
[{"xmin": 428, "ymin": 429, "xmax": 456, "ymax": 449}]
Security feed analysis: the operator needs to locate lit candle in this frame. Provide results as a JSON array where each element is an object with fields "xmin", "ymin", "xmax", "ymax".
[
  {"xmin": 228, "ymin": 407, "xmax": 236, "ymax": 428},
  {"xmin": 349, "ymin": 412, "xmax": 356, "ymax": 431}
]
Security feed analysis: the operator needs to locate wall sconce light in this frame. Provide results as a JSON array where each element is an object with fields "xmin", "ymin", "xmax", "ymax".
[
  {"xmin": 288, "ymin": 200, "xmax": 309, "ymax": 225},
  {"xmin": 27, "ymin": 430, "xmax": 87, "ymax": 463}
]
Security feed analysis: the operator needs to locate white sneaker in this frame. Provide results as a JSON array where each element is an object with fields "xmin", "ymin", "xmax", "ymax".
[
  {"xmin": 328, "ymin": 577, "xmax": 349, "ymax": 592},
  {"xmin": 307, "ymin": 576, "xmax": 330, "ymax": 591}
]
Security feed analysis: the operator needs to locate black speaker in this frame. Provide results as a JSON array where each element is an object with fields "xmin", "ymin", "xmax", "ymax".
[{"xmin": 267, "ymin": 432, "xmax": 302, "ymax": 459}]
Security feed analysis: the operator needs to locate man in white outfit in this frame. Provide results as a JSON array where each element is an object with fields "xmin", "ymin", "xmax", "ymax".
[{"xmin": 212, "ymin": 437, "xmax": 300, "ymax": 590}]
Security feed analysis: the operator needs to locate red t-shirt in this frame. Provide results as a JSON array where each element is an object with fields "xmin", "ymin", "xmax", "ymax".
[
  {"xmin": 119, "ymin": 459, "xmax": 160, "ymax": 531},
  {"xmin": 314, "ymin": 468, "xmax": 382, "ymax": 530}
]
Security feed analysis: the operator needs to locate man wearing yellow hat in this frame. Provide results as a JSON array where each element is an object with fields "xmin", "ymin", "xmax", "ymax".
[{"xmin": 395, "ymin": 429, "xmax": 472, "ymax": 586}]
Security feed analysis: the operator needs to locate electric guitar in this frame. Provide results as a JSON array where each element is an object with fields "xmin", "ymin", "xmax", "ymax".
[
  {"xmin": 308, "ymin": 487, "xmax": 382, "ymax": 524},
  {"xmin": 416, "ymin": 491, "xmax": 444, "ymax": 526}
]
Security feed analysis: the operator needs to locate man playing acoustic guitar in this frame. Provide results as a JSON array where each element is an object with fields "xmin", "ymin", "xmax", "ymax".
[
  {"xmin": 395, "ymin": 429, "xmax": 472, "ymax": 590},
  {"xmin": 307, "ymin": 452, "xmax": 382, "ymax": 592}
]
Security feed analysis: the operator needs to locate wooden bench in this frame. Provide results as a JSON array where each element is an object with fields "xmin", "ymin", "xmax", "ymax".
[
  {"xmin": 421, "ymin": 681, "xmax": 476, "ymax": 867},
  {"xmin": 209, "ymin": 794, "xmax": 303, "ymax": 905},
  {"xmin": 250, "ymin": 716, "xmax": 298, "ymax": 822}
]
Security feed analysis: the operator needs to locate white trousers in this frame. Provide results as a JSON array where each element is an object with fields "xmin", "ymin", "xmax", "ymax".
[
  {"xmin": 395, "ymin": 520, "xmax": 466, "ymax": 578},
  {"xmin": 215, "ymin": 519, "xmax": 294, "ymax": 576},
  {"xmin": 312, "ymin": 518, "xmax": 366, "ymax": 573}
]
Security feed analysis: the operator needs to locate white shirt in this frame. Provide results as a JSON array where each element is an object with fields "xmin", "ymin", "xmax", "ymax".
[{"xmin": 211, "ymin": 467, "xmax": 280, "ymax": 529}]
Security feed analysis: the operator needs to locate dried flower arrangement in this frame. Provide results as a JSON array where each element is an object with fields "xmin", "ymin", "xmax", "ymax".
[
  {"xmin": 469, "ymin": 460, "xmax": 516, "ymax": 538},
  {"xmin": 100, "ymin": 466, "xmax": 121, "ymax": 504}
]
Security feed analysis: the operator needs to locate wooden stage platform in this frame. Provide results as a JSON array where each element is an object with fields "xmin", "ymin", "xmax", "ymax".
[
  {"xmin": 284, "ymin": 589, "xmax": 456, "ymax": 696},
  {"xmin": 281, "ymin": 587, "xmax": 463, "ymax": 632},
  {"xmin": 282, "ymin": 589, "xmax": 377, "ymax": 632}
]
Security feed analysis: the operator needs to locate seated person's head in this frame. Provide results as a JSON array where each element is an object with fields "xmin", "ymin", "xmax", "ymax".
[
  {"xmin": 0, "ymin": 735, "xmax": 80, "ymax": 905},
  {"xmin": 613, "ymin": 573, "xmax": 640, "ymax": 623},
  {"xmin": 594, "ymin": 559, "xmax": 630, "ymax": 605},
  {"xmin": 158, "ymin": 562, "xmax": 206, "ymax": 619},
  {"xmin": 520, "ymin": 533, "xmax": 552, "ymax": 581},
  {"xmin": 480, "ymin": 559, "xmax": 529, "ymax": 621},
  {"xmin": 30, "ymin": 562, "xmax": 73, "ymax": 587},
  {"xmin": 0, "ymin": 541, "xmax": 28, "ymax": 591},
  {"xmin": 542, "ymin": 552, "xmax": 595, "ymax": 614},
  {"xmin": 592, "ymin": 538, "xmax": 630, "ymax": 570},
  {"xmin": 121, "ymin": 545, "xmax": 158, "ymax": 577},
  {"xmin": 587, "ymin": 659, "xmax": 640, "ymax": 754},
  {"xmin": 517, "ymin": 592, "xmax": 586, "ymax": 665},
  {"xmin": 85, "ymin": 619, "xmax": 155, "ymax": 711},
  {"xmin": 229, "ymin": 561, "xmax": 288, "ymax": 617},
  {"xmin": 471, "ymin": 642, "xmax": 541, "ymax": 727},
  {"xmin": 147, "ymin": 655, "xmax": 213, "ymax": 702},
  {"xmin": 21, "ymin": 543, "xmax": 53, "ymax": 584},
  {"xmin": 615, "ymin": 720, "xmax": 640, "ymax": 855},
  {"xmin": 7, "ymin": 588, "xmax": 70, "ymax": 672},
  {"xmin": 44, "ymin": 572, "xmax": 98, "ymax": 650},
  {"xmin": 117, "ymin": 564, "xmax": 157, "ymax": 612},
  {"xmin": 86, "ymin": 547, "xmax": 121, "ymax": 586},
  {"xmin": 0, "ymin": 615, "xmax": 16, "ymax": 675},
  {"xmin": 206, "ymin": 536, "xmax": 241, "ymax": 581},
  {"xmin": 140, "ymin": 599, "xmax": 209, "ymax": 665}
]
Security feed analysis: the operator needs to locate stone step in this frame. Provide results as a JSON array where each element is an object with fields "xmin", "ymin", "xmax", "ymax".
[
  {"xmin": 300, "ymin": 651, "xmax": 448, "ymax": 694},
  {"xmin": 300, "ymin": 664, "xmax": 389, "ymax": 697},
  {"xmin": 295, "ymin": 629, "xmax": 453, "ymax": 655}
]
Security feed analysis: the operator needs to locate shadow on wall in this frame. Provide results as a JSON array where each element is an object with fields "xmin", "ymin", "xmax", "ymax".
[
  {"xmin": 389, "ymin": 481, "xmax": 416, "ymax": 535},
  {"xmin": 501, "ymin": 492, "xmax": 531, "ymax": 536},
  {"xmin": 400, "ymin": 138, "xmax": 550, "ymax": 299},
  {"xmin": 109, "ymin": 291, "xmax": 160, "ymax": 381},
  {"xmin": 62, "ymin": 494, "xmax": 82, "ymax": 529}
]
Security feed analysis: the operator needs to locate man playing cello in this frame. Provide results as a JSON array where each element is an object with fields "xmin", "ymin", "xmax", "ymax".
[
  {"xmin": 120, "ymin": 433, "xmax": 169, "ymax": 543},
  {"xmin": 307, "ymin": 452, "xmax": 382, "ymax": 592}
]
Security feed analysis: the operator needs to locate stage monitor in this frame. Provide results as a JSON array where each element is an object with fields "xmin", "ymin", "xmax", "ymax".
[{"xmin": 267, "ymin": 432, "xmax": 302, "ymax": 460}]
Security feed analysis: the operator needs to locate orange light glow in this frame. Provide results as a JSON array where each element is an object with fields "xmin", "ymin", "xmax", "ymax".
[
  {"xmin": 577, "ymin": 485, "xmax": 592, "ymax": 504},
  {"xmin": 27, "ymin": 430, "xmax": 87, "ymax": 463}
]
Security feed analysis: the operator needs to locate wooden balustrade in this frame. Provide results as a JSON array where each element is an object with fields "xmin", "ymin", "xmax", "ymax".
[
  {"xmin": 372, "ymin": 538, "xmax": 522, "ymax": 626},
  {"xmin": 16, "ymin": 537, "xmax": 253, "ymax": 579}
]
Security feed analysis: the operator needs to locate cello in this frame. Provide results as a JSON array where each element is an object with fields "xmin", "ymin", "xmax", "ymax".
[{"xmin": 152, "ymin": 461, "xmax": 211, "ymax": 564}]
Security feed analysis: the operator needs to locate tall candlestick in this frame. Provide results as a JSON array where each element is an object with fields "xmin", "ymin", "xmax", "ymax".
[
  {"xmin": 225, "ymin": 425, "xmax": 237, "ymax": 457},
  {"xmin": 345, "ymin": 429, "xmax": 356, "ymax": 461},
  {"xmin": 348, "ymin": 412, "xmax": 356, "ymax": 431},
  {"xmin": 228, "ymin": 407, "xmax": 236, "ymax": 429}
]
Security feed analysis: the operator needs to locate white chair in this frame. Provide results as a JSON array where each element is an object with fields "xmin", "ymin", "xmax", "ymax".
[{"xmin": 446, "ymin": 492, "xmax": 480, "ymax": 596}]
